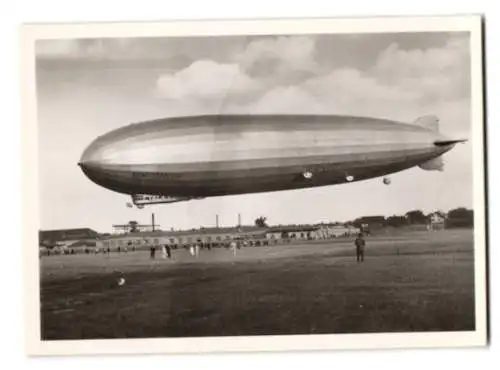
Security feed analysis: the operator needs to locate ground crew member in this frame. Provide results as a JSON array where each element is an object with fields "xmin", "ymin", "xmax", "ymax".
[{"xmin": 355, "ymin": 233, "xmax": 366, "ymax": 263}]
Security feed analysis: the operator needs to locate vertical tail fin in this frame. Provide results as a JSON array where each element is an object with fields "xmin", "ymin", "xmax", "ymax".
[
  {"xmin": 414, "ymin": 115, "xmax": 439, "ymax": 132},
  {"xmin": 419, "ymin": 157, "xmax": 444, "ymax": 171},
  {"xmin": 415, "ymin": 115, "xmax": 442, "ymax": 171}
]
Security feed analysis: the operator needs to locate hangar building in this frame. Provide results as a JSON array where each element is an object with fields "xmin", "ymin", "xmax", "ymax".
[{"xmin": 96, "ymin": 224, "xmax": 360, "ymax": 250}]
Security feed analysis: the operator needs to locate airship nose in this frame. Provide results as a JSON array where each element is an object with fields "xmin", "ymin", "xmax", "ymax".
[
  {"xmin": 77, "ymin": 161, "xmax": 95, "ymax": 174},
  {"xmin": 78, "ymin": 160, "xmax": 97, "ymax": 179},
  {"xmin": 79, "ymin": 129, "xmax": 122, "ymax": 168},
  {"xmin": 78, "ymin": 136, "xmax": 109, "ymax": 183},
  {"xmin": 79, "ymin": 136, "xmax": 104, "ymax": 165},
  {"xmin": 78, "ymin": 130, "xmax": 139, "ymax": 195}
]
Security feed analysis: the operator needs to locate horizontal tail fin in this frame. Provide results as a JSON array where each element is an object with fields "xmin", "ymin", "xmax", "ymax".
[{"xmin": 434, "ymin": 139, "xmax": 468, "ymax": 146}]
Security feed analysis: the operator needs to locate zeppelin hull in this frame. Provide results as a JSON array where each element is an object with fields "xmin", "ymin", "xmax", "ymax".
[{"xmin": 79, "ymin": 115, "xmax": 454, "ymax": 198}]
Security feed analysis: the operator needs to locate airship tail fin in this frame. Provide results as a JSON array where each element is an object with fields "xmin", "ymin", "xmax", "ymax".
[
  {"xmin": 415, "ymin": 115, "xmax": 445, "ymax": 172},
  {"xmin": 414, "ymin": 115, "xmax": 439, "ymax": 132},
  {"xmin": 419, "ymin": 156, "xmax": 444, "ymax": 172},
  {"xmin": 434, "ymin": 139, "xmax": 468, "ymax": 146}
]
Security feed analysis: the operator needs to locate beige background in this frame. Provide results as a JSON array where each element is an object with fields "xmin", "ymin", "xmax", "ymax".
[{"xmin": 21, "ymin": 15, "xmax": 487, "ymax": 356}]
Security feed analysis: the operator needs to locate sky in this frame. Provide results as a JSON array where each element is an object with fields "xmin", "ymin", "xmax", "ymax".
[{"xmin": 36, "ymin": 32, "xmax": 474, "ymax": 233}]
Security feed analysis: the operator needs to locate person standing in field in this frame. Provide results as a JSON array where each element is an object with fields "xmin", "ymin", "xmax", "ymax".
[
  {"xmin": 230, "ymin": 240, "xmax": 237, "ymax": 257},
  {"xmin": 355, "ymin": 233, "xmax": 366, "ymax": 263}
]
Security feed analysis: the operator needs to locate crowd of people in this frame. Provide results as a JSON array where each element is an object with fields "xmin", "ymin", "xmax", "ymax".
[
  {"xmin": 40, "ymin": 234, "xmax": 369, "ymax": 262},
  {"xmin": 148, "ymin": 239, "xmax": 243, "ymax": 260}
]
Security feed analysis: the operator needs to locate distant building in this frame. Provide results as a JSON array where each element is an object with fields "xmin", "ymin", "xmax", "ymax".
[
  {"xmin": 317, "ymin": 225, "xmax": 360, "ymax": 238},
  {"xmin": 96, "ymin": 223, "xmax": 363, "ymax": 250},
  {"xmin": 266, "ymin": 226, "xmax": 318, "ymax": 240},
  {"xmin": 427, "ymin": 213, "xmax": 446, "ymax": 231},
  {"xmin": 266, "ymin": 225, "xmax": 359, "ymax": 241},
  {"xmin": 97, "ymin": 226, "xmax": 269, "ymax": 250},
  {"xmin": 39, "ymin": 228, "xmax": 99, "ymax": 242},
  {"xmin": 353, "ymin": 216, "xmax": 385, "ymax": 234},
  {"xmin": 39, "ymin": 228, "xmax": 100, "ymax": 251},
  {"xmin": 41, "ymin": 223, "xmax": 362, "ymax": 254},
  {"xmin": 37, "ymin": 229, "xmax": 97, "ymax": 256}
]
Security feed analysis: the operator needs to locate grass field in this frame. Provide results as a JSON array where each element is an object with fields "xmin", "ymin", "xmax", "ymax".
[{"xmin": 40, "ymin": 229, "xmax": 475, "ymax": 340}]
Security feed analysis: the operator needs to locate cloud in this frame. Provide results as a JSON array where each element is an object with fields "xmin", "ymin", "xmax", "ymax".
[
  {"xmin": 154, "ymin": 36, "xmax": 321, "ymax": 108},
  {"xmin": 156, "ymin": 60, "xmax": 258, "ymax": 101},
  {"xmin": 36, "ymin": 38, "xmax": 182, "ymax": 67},
  {"xmin": 37, "ymin": 37, "xmax": 265, "ymax": 66},
  {"xmin": 249, "ymin": 85, "xmax": 325, "ymax": 114},
  {"xmin": 37, "ymin": 39, "xmax": 118, "ymax": 60},
  {"xmin": 151, "ymin": 33, "xmax": 470, "ymax": 127},
  {"xmin": 245, "ymin": 35, "xmax": 470, "ymax": 121},
  {"xmin": 36, "ymin": 39, "xmax": 80, "ymax": 59},
  {"xmin": 374, "ymin": 36, "xmax": 469, "ymax": 79},
  {"xmin": 371, "ymin": 35, "xmax": 470, "ymax": 100},
  {"xmin": 235, "ymin": 36, "xmax": 318, "ymax": 75},
  {"xmin": 305, "ymin": 68, "xmax": 419, "ymax": 106}
]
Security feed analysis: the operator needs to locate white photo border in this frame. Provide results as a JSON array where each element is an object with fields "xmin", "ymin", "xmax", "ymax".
[{"xmin": 20, "ymin": 15, "xmax": 487, "ymax": 356}]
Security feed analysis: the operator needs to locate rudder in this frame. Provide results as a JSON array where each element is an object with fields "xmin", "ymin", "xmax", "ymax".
[
  {"xmin": 419, "ymin": 157, "xmax": 444, "ymax": 172},
  {"xmin": 414, "ymin": 115, "xmax": 439, "ymax": 132}
]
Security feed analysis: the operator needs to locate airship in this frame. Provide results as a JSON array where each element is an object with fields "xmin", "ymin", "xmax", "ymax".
[{"xmin": 78, "ymin": 114, "xmax": 465, "ymax": 208}]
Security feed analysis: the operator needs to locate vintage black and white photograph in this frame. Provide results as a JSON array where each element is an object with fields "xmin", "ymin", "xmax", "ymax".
[{"xmin": 22, "ymin": 15, "xmax": 487, "ymax": 355}]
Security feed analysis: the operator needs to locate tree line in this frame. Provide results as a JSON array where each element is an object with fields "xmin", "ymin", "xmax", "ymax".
[
  {"xmin": 350, "ymin": 207, "xmax": 474, "ymax": 229},
  {"xmin": 124, "ymin": 207, "xmax": 473, "ymax": 234}
]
